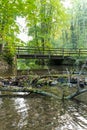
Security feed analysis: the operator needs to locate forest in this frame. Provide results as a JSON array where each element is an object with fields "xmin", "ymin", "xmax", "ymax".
[{"xmin": 1, "ymin": 0, "xmax": 87, "ymax": 68}]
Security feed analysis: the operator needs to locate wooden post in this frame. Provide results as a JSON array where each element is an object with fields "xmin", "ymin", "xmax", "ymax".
[
  {"xmin": 62, "ymin": 48, "xmax": 64, "ymax": 58},
  {"xmin": 79, "ymin": 49, "xmax": 80, "ymax": 57}
]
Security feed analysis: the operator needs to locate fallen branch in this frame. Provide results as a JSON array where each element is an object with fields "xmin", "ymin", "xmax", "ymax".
[
  {"xmin": 0, "ymin": 86, "xmax": 87, "ymax": 100},
  {"xmin": 65, "ymin": 89, "xmax": 87, "ymax": 99},
  {"xmin": 0, "ymin": 86, "xmax": 61, "ymax": 99}
]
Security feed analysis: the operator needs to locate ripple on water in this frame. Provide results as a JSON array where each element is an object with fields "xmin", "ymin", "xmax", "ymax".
[
  {"xmin": 0, "ymin": 96, "xmax": 87, "ymax": 130},
  {"xmin": 55, "ymin": 101, "xmax": 87, "ymax": 130}
]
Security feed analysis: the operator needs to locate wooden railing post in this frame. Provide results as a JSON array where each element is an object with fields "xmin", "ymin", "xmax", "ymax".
[
  {"xmin": 62, "ymin": 48, "xmax": 64, "ymax": 58},
  {"xmin": 79, "ymin": 49, "xmax": 80, "ymax": 57}
]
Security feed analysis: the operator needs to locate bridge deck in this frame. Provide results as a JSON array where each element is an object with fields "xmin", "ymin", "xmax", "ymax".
[{"xmin": 17, "ymin": 54, "xmax": 70, "ymax": 59}]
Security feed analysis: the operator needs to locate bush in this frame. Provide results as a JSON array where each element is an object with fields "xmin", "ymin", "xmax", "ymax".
[{"xmin": 3, "ymin": 46, "xmax": 15, "ymax": 66}]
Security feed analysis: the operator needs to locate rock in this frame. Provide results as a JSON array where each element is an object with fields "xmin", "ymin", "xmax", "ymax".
[
  {"xmin": 70, "ymin": 77, "xmax": 77, "ymax": 84},
  {"xmin": 0, "ymin": 81, "xmax": 4, "ymax": 87},
  {"xmin": 79, "ymin": 81, "xmax": 85, "ymax": 88},
  {"xmin": 49, "ymin": 80, "xmax": 58, "ymax": 86}
]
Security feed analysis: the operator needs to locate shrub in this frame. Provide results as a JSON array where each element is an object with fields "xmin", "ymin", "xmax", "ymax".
[{"xmin": 3, "ymin": 46, "xmax": 15, "ymax": 66}]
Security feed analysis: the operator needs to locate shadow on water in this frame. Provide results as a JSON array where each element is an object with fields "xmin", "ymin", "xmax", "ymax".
[{"xmin": 0, "ymin": 95, "xmax": 87, "ymax": 130}]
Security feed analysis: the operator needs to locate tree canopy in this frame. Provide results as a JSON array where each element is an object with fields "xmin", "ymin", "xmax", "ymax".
[
  {"xmin": 0, "ymin": 0, "xmax": 68, "ymax": 48},
  {"xmin": 0, "ymin": 0, "xmax": 24, "ymax": 46},
  {"xmin": 0, "ymin": 0, "xmax": 87, "ymax": 50}
]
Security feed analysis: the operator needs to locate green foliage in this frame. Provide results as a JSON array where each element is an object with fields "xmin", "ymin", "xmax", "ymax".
[
  {"xmin": 60, "ymin": 0, "xmax": 87, "ymax": 49},
  {"xmin": 25, "ymin": 0, "xmax": 69, "ymax": 49},
  {"xmin": 3, "ymin": 45, "xmax": 15, "ymax": 66},
  {"xmin": 0, "ymin": 0, "xmax": 26, "ymax": 65},
  {"xmin": 0, "ymin": 0, "xmax": 69, "ymax": 50}
]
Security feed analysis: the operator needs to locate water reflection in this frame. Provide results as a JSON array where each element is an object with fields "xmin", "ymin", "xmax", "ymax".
[
  {"xmin": 55, "ymin": 111, "xmax": 87, "ymax": 130},
  {"xmin": 13, "ymin": 98, "xmax": 29, "ymax": 129},
  {"xmin": 0, "ymin": 96, "xmax": 87, "ymax": 130}
]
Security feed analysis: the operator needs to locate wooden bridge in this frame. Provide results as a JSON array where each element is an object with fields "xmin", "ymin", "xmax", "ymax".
[{"xmin": 16, "ymin": 46, "xmax": 87, "ymax": 59}]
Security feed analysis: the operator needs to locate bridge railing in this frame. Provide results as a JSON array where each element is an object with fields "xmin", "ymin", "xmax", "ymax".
[
  {"xmin": 16, "ymin": 46, "xmax": 87, "ymax": 58},
  {"xmin": 16, "ymin": 47, "xmax": 68, "ymax": 57}
]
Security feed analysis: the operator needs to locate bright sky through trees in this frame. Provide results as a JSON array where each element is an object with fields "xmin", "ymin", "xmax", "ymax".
[
  {"xmin": 61, "ymin": 0, "xmax": 72, "ymax": 8},
  {"xmin": 16, "ymin": 17, "xmax": 32, "ymax": 42}
]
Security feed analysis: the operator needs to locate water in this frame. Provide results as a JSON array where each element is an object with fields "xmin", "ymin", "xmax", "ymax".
[
  {"xmin": 0, "ymin": 63, "xmax": 87, "ymax": 130},
  {"xmin": 0, "ymin": 94, "xmax": 87, "ymax": 130}
]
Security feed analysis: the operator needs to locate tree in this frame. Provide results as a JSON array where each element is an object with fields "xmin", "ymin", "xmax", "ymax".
[
  {"xmin": 25, "ymin": 0, "xmax": 68, "ymax": 48},
  {"xmin": 0, "ymin": 0, "xmax": 25, "ymax": 48},
  {"xmin": 0, "ymin": 0, "xmax": 25, "ymax": 65},
  {"xmin": 61, "ymin": 0, "xmax": 87, "ymax": 49}
]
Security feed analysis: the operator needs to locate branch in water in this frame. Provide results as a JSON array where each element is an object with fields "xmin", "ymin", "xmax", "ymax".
[
  {"xmin": 65, "ymin": 89, "xmax": 87, "ymax": 99},
  {"xmin": 0, "ymin": 86, "xmax": 61, "ymax": 99},
  {"xmin": 0, "ymin": 86, "xmax": 87, "ymax": 100}
]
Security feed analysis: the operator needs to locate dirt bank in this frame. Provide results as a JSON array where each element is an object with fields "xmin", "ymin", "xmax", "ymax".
[{"xmin": 0, "ymin": 57, "xmax": 16, "ymax": 77}]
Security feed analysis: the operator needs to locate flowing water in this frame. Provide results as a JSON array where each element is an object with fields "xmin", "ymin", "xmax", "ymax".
[
  {"xmin": 0, "ymin": 65, "xmax": 87, "ymax": 130},
  {"xmin": 0, "ymin": 94, "xmax": 87, "ymax": 130}
]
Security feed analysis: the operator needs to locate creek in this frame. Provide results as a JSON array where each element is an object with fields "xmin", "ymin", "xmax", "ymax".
[
  {"xmin": 0, "ymin": 95, "xmax": 87, "ymax": 130},
  {"xmin": 0, "ymin": 65, "xmax": 87, "ymax": 130}
]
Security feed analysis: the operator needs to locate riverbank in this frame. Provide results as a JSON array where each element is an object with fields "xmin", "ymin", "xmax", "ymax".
[{"xmin": 0, "ymin": 56, "xmax": 16, "ymax": 77}]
